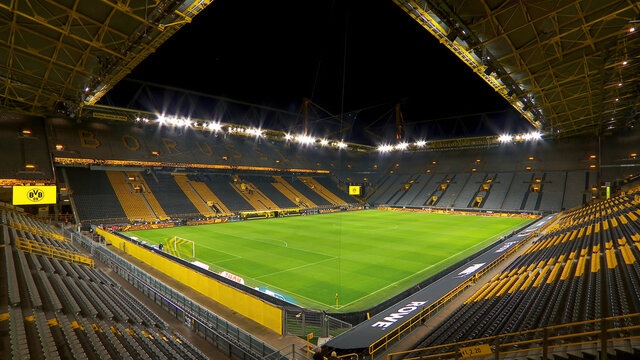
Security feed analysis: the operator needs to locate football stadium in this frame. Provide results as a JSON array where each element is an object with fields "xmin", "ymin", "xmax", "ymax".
[{"xmin": 0, "ymin": 1, "xmax": 639, "ymax": 360}]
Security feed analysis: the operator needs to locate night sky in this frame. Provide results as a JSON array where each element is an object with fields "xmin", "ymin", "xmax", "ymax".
[{"xmin": 104, "ymin": 0, "xmax": 531, "ymax": 145}]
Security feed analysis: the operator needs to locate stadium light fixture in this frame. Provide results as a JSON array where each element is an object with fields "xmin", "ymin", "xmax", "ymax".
[
  {"xmin": 320, "ymin": 139, "xmax": 329, "ymax": 146},
  {"xmin": 284, "ymin": 133, "xmax": 293, "ymax": 140},
  {"xmin": 296, "ymin": 134, "xmax": 315, "ymax": 145},
  {"xmin": 207, "ymin": 122, "xmax": 222, "ymax": 132},
  {"xmin": 395, "ymin": 142, "xmax": 409, "ymax": 150},
  {"xmin": 498, "ymin": 134, "xmax": 512, "ymax": 143},
  {"xmin": 530, "ymin": 131, "xmax": 542, "ymax": 140},
  {"xmin": 377, "ymin": 145, "xmax": 393, "ymax": 152},
  {"xmin": 335, "ymin": 141, "xmax": 348, "ymax": 149},
  {"xmin": 245, "ymin": 128, "xmax": 263, "ymax": 137},
  {"xmin": 415, "ymin": 140, "xmax": 426, "ymax": 147}
]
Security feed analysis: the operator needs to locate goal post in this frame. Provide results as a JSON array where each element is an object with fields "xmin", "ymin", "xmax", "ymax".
[{"xmin": 171, "ymin": 236, "xmax": 195, "ymax": 260}]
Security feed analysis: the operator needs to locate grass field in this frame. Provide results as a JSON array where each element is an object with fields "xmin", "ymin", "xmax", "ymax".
[{"xmin": 123, "ymin": 210, "xmax": 531, "ymax": 312}]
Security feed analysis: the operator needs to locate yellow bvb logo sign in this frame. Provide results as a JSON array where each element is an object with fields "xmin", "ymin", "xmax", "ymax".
[
  {"xmin": 13, "ymin": 186, "xmax": 56, "ymax": 205},
  {"xmin": 27, "ymin": 189, "xmax": 45, "ymax": 202}
]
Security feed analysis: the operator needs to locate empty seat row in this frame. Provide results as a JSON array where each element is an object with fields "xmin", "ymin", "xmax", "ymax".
[{"xmin": 414, "ymin": 189, "xmax": 640, "ymax": 352}]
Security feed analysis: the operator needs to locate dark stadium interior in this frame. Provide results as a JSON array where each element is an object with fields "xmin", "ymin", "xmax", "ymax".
[{"xmin": 1, "ymin": 0, "xmax": 640, "ymax": 359}]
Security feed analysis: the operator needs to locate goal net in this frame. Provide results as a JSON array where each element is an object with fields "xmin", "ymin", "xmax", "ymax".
[{"xmin": 166, "ymin": 236, "xmax": 195, "ymax": 260}]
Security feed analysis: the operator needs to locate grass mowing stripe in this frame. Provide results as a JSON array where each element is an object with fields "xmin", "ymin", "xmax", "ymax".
[
  {"xmin": 335, "ymin": 225, "xmax": 520, "ymax": 310},
  {"xmin": 124, "ymin": 210, "xmax": 531, "ymax": 311}
]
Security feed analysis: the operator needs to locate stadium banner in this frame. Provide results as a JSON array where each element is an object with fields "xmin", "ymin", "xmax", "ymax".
[
  {"xmin": 95, "ymin": 228, "xmax": 283, "ymax": 334},
  {"xmin": 13, "ymin": 185, "xmax": 57, "ymax": 205},
  {"xmin": 120, "ymin": 222, "xmax": 175, "ymax": 231},
  {"xmin": 186, "ymin": 218, "xmax": 228, "ymax": 226},
  {"xmin": 348, "ymin": 185, "xmax": 362, "ymax": 195},
  {"xmin": 258, "ymin": 286, "xmax": 297, "ymax": 305},
  {"xmin": 377, "ymin": 206, "xmax": 539, "ymax": 219},
  {"xmin": 220, "ymin": 271, "xmax": 245, "ymax": 285}
]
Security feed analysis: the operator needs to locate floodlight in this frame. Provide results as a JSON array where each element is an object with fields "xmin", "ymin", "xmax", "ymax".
[
  {"xmin": 378, "ymin": 145, "xmax": 393, "ymax": 152},
  {"xmin": 335, "ymin": 141, "xmax": 347, "ymax": 149},
  {"xmin": 284, "ymin": 133, "xmax": 293, "ymax": 140},
  {"xmin": 530, "ymin": 131, "xmax": 542, "ymax": 140},
  {"xmin": 296, "ymin": 135, "xmax": 315, "ymax": 144},
  {"xmin": 415, "ymin": 140, "xmax": 426, "ymax": 147},
  {"xmin": 498, "ymin": 134, "xmax": 512, "ymax": 143},
  {"xmin": 395, "ymin": 142, "xmax": 409, "ymax": 150},
  {"xmin": 208, "ymin": 122, "xmax": 222, "ymax": 131},
  {"xmin": 320, "ymin": 139, "xmax": 329, "ymax": 146}
]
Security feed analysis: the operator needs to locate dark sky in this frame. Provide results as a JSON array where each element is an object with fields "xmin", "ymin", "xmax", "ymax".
[{"xmin": 105, "ymin": 0, "xmax": 531, "ymax": 144}]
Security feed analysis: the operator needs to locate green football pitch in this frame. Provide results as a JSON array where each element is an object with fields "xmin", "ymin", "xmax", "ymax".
[{"xmin": 123, "ymin": 210, "xmax": 531, "ymax": 312}]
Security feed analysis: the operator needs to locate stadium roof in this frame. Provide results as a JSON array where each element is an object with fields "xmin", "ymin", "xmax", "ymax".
[
  {"xmin": 0, "ymin": 0, "xmax": 213, "ymax": 115},
  {"xmin": 393, "ymin": 0, "xmax": 640, "ymax": 137}
]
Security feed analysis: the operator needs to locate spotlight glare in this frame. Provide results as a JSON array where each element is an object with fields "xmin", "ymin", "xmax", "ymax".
[
  {"xmin": 415, "ymin": 140, "xmax": 427, "ymax": 147},
  {"xmin": 284, "ymin": 133, "xmax": 293, "ymax": 140},
  {"xmin": 336, "ymin": 141, "xmax": 347, "ymax": 149},
  {"xmin": 378, "ymin": 145, "xmax": 394, "ymax": 152},
  {"xmin": 296, "ymin": 134, "xmax": 316, "ymax": 145},
  {"xmin": 498, "ymin": 134, "xmax": 513, "ymax": 143},
  {"xmin": 320, "ymin": 139, "xmax": 329, "ymax": 146},
  {"xmin": 208, "ymin": 122, "xmax": 222, "ymax": 131},
  {"xmin": 395, "ymin": 142, "xmax": 409, "ymax": 150}
]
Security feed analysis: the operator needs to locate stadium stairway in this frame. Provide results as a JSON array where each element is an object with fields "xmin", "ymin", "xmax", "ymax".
[
  {"xmin": 482, "ymin": 172, "xmax": 514, "ymax": 210},
  {"xmin": 188, "ymin": 180, "xmax": 232, "ymax": 215},
  {"xmin": 313, "ymin": 176, "xmax": 358, "ymax": 204},
  {"xmin": 196, "ymin": 174, "xmax": 254, "ymax": 212},
  {"xmin": 243, "ymin": 175, "xmax": 297, "ymax": 209},
  {"xmin": 229, "ymin": 175, "xmax": 279, "ymax": 211},
  {"xmin": 173, "ymin": 174, "xmax": 217, "ymax": 217},
  {"xmin": 396, "ymin": 189, "xmax": 640, "ymax": 359},
  {"xmin": 272, "ymin": 175, "xmax": 316, "ymax": 208},
  {"xmin": 283, "ymin": 176, "xmax": 331, "ymax": 207},
  {"xmin": 125, "ymin": 172, "xmax": 169, "ymax": 220},
  {"xmin": 106, "ymin": 171, "xmax": 157, "ymax": 222},
  {"xmin": 0, "ymin": 208, "xmax": 209, "ymax": 360},
  {"xmin": 298, "ymin": 176, "xmax": 348, "ymax": 206}
]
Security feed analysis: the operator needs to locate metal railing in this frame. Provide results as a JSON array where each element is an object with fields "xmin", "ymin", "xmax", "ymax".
[
  {"xmin": 67, "ymin": 229, "xmax": 289, "ymax": 360},
  {"xmin": 387, "ymin": 313, "xmax": 640, "ymax": 360},
  {"xmin": 283, "ymin": 307, "xmax": 352, "ymax": 338},
  {"xmin": 10, "ymin": 221, "xmax": 68, "ymax": 242},
  {"xmin": 16, "ymin": 236, "xmax": 94, "ymax": 267}
]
